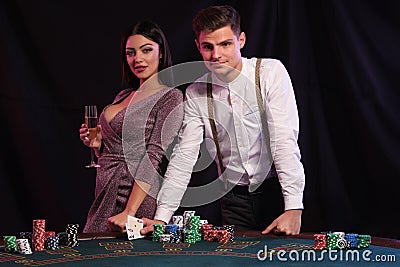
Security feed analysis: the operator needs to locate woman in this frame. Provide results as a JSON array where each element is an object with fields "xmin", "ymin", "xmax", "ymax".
[{"xmin": 79, "ymin": 21, "xmax": 183, "ymax": 233}]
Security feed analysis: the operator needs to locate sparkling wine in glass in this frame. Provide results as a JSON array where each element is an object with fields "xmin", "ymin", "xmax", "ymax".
[{"xmin": 84, "ymin": 105, "xmax": 100, "ymax": 168}]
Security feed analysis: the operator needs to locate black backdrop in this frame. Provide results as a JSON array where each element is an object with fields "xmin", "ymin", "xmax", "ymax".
[{"xmin": 1, "ymin": 0, "xmax": 399, "ymax": 239}]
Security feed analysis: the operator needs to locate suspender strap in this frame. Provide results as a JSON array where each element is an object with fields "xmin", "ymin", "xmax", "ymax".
[
  {"xmin": 207, "ymin": 73, "xmax": 225, "ymax": 175},
  {"xmin": 207, "ymin": 58, "xmax": 269, "ymax": 184},
  {"xmin": 254, "ymin": 58, "xmax": 270, "ymax": 146}
]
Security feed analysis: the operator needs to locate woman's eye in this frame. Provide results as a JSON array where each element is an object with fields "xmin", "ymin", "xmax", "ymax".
[
  {"xmin": 126, "ymin": 51, "xmax": 134, "ymax": 56},
  {"xmin": 143, "ymin": 48, "xmax": 153, "ymax": 53}
]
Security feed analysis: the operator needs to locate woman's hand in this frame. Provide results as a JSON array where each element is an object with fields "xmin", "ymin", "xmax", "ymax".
[
  {"xmin": 108, "ymin": 211, "xmax": 129, "ymax": 233},
  {"xmin": 79, "ymin": 123, "xmax": 102, "ymax": 148}
]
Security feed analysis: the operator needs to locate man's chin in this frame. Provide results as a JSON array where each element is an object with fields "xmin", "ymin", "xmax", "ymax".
[{"xmin": 206, "ymin": 63, "xmax": 231, "ymax": 74}]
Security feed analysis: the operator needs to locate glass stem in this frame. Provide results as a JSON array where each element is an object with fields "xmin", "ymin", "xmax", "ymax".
[{"xmin": 91, "ymin": 148, "xmax": 95, "ymax": 164}]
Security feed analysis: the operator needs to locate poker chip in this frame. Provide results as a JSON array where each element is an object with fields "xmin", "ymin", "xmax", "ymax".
[
  {"xmin": 200, "ymin": 220, "xmax": 208, "ymax": 225},
  {"xmin": 3, "ymin": 235, "xmax": 18, "ymax": 253},
  {"xmin": 165, "ymin": 224, "xmax": 178, "ymax": 234},
  {"xmin": 201, "ymin": 224, "xmax": 213, "ymax": 232},
  {"xmin": 357, "ymin": 235, "xmax": 371, "ymax": 248},
  {"xmin": 326, "ymin": 233, "xmax": 339, "ymax": 249},
  {"xmin": 313, "ymin": 233, "xmax": 326, "ymax": 250},
  {"xmin": 169, "ymin": 232, "xmax": 182, "ymax": 243},
  {"xmin": 184, "ymin": 229, "xmax": 197, "ymax": 243},
  {"xmin": 345, "ymin": 233, "xmax": 358, "ymax": 248},
  {"xmin": 153, "ymin": 224, "xmax": 165, "ymax": 242},
  {"xmin": 159, "ymin": 234, "xmax": 171, "ymax": 243},
  {"xmin": 218, "ymin": 230, "xmax": 231, "ymax": 244},
  {"xmin": 46, "ymin": 236, "xmax": 60, "ymax": 250},
  {"xmin": 333, "ymin": 231, "xmax": 345, "ymax": 239},
  {"xmin": 19, "ymin": 232, "xmax": 33, "ymax": 248},
  {"xmin": 57, "ymin": 232, "xmax": 68, "ymax": 246},
  {"xmin": 66, "ymin": 224, "xmax": 79, "ymax": 247},
  {"xmin": 32, "ymin": 219, "xmax": 46, "ymax": 251},
  {"xmin": 223, "ymin": 225, "xmax": 235, "ymax": 243},
  {"xmin": 45, "ymin": 231, "xmax": 56, "ymax": 241},
  {"xmin": 16, "ymin": 238, "xmax": 32, "ymax": 254}
]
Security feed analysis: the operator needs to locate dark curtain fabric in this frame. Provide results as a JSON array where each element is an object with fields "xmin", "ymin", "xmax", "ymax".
[{"xmin": 1, "ymin": 0, "xmax": 399, "ymax": 238}]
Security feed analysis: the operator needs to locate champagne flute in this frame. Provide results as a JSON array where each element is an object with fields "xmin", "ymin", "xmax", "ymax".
[{"xmin": 84, "ymin": 105, "xmax": 101, "ymax": 168}]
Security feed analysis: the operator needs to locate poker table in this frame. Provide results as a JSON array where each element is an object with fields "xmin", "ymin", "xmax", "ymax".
[{"xmin": 1, "ymin": 231, "xmax": 399, "ymax": 267}]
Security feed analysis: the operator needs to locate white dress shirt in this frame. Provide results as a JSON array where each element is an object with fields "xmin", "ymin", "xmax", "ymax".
[{"xmin": 155, "ymin": 57, "xmax": 305, "ymax": 223}]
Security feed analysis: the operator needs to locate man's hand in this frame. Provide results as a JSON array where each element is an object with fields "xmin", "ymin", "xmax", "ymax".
[
  {"xmin": 140, "ymin": 218, "xmax": 166, "ymax": 235},
  {"xmin": 262, "ymin": 209, "xmax": 302, "ymax": 235}
]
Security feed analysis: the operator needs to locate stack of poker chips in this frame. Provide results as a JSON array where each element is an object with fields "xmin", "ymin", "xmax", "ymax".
[
  {"xmin": 212, "ymin": 226, "xmax": 231, "ymax": 244},
  {"xmin": 313, "ymin": 231, "xmax": 371, "ymax": 250},
  {"xmin": 32, "ymin": 219, "xmax": 46, "ymax": 251},
  {"xmin": 202, "ymin": 225, "xmax": 232, "ymax": 244},
  {"xmin": 313, "ymin": 234, "xmax": 327, "ymax": 250},
  {"xmin": 165, "ymin": 224, "xmax": 179, "ymax": 234},
  {"xmin": 165, "ymin": 224, "xmax": 180, "ymax": 243},
  {"xmin": 16, "ymin": 238, "xmax": 32, "ymax": 254},
  {"xmin": 326, "ymin": 233, "xmax": 339, "ymax": 249},
  {"xmin": 45, "ymin": 231, "xmax": 56, "ymax": 240},
  {"xmin": 203, "ymin": 229, "xmax": 231, "ymax": 244},
  {"xmin": 345, "ymin": 233, "xmax": 358, "ymax": 249},
  {"xmin": 2, "ymin": 221, "xmax": 79, "ymax": 255},
  {"xmin": 201, "ymin": 223, "xmax": 213, "ymax": 239},
  {"xmin": 57, "ymin": 232, "xmax": 68, "ymax": 246},
  {"xmin": 187, "ymin": 216, "xmax": 202, "ymax": 242},
  {"xmin": 19, "ymin": 232, "xmax": 33, "ymax": 248},
  {"xmin": 184, "ymin": 230, "xmax": 197, "ymax": 243},
  {"xmin": 66, "ymin": 224, "xmax": 79, "ymax": 247},
  {"xmin": 152, "ymin": 212, "xmax": 234, "ymax": 244},
  {"xmin": 3, "ymin": 236, "xmax": 18, "ymax": 253},
  {"xmin": 223, "ymin": 225, "xmax": 235, "ymax": 243},
  {"xmin": 153, "ymin": 224, "xmax": 165, "ymax": 242},
  {"xmin": 357, "ymin": 234, "xmax": 371, "ymax": 248},
  {"xmin": 46, "ymin": 236, "xmax": 60, "ymax": 250}
]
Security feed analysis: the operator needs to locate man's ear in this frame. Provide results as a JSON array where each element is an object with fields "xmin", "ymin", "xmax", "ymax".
[
  {"xmin": 239, "ymin": 32, "xmax": 246, "ymax": 49},
  {"xmin": 195, "ymin": 39, "xmax": 200, "ymax": 51}
]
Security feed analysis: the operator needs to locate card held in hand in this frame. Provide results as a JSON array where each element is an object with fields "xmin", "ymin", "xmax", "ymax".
[{"xmin": 126, "ymin": 215, "xmax": 144, "ymax": 240}]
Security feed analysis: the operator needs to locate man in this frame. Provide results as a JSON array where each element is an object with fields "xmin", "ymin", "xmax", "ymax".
[{"xmin": 141, "ymin": 5, "xmax": 305, "ymax": 235}]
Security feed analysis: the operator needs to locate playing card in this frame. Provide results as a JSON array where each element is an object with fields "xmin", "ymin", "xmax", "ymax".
[{"xmin": 126, "ymin": 215, "xmax": 145, "ymax": 240}]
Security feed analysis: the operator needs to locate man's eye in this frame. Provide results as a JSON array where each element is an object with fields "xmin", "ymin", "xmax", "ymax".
[
  {"xmin": 203, "ymin": 45, "xmax": 213, "ymax": 50},
  {"xmin": 221, "ymin": 42, "xmax": 230, "ymax": 47}
]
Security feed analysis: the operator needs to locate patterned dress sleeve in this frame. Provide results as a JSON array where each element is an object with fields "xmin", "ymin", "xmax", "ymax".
[{"xmin": 134, "ymin": 88, "xmax": 184, "ymax": 198}]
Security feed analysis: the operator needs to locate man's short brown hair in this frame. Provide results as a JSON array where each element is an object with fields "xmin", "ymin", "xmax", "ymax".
[{"xmin": 192, "ymin": 5, "xmax": 241, "ymax": 40}]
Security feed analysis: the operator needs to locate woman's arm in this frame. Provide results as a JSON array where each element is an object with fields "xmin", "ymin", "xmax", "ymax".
[
  {"xmin": 107, "ymin": 180, "xmax": 150, "ymax": 232},
  {"xmin": 108, "ymin": 89, "xmax": 184, "ymax": 232}
]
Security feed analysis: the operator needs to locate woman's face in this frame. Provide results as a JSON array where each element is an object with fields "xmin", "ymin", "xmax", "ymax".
[{"xmin": 125, "ymin": 34, "xmax": 161, "ymax": 84}]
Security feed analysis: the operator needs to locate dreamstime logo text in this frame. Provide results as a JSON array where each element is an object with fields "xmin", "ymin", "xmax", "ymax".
[{"xmin": 256, "ymin": 244, "xmax": 397, "ymax": 263}]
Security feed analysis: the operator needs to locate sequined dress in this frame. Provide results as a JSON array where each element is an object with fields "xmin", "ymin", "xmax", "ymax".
[{"xmin": 83, "ymin": 87, "xmax": 183, "ymax": 233}]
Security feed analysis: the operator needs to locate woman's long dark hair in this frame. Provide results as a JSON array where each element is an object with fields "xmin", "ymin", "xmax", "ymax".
[{"xmin": 121, "ymin": 21, "xmax": 173, "ymax": 89}]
